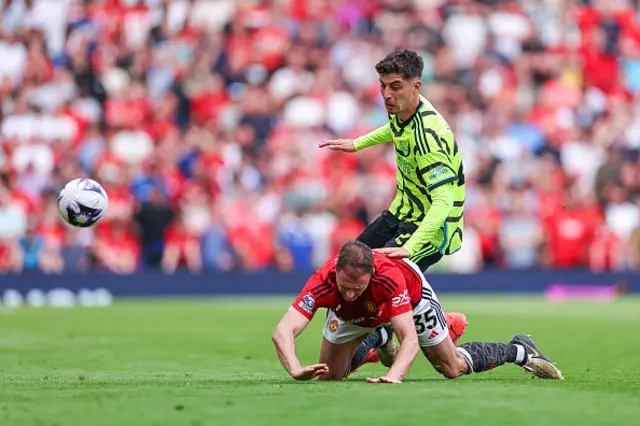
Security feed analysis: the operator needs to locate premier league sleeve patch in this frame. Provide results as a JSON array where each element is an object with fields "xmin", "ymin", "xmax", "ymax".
[{"xmin": 298, "ymin": 293, "xmax": 315, "ymax": 314}]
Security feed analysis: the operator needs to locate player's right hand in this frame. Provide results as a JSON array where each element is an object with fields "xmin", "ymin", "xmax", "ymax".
[
  {"xmin": 291, "ymin": 364, "xmax": 329, "ymax": 380},
  {"xmin": 319, "ymin": 139, "xmax": 356, "ymax": 152},
  {"xmin": 366, "ymin": 376, "xmax": 402, "ymax": 384}
]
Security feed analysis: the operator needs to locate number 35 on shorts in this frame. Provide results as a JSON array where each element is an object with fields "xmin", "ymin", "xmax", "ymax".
[{"xmin": 413, "ymin": 308, "xmax": 437, "ymax": 334}]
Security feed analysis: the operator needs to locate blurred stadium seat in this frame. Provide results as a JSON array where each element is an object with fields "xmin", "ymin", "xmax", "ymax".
[{"xmin": 0, "ymin": 0, "xmax": 639, "ymax": 275}]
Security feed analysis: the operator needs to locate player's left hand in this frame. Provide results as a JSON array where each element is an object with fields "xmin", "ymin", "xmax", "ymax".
[
  {"xmin": 373, "ymin": 247, "xmax": 411, "ymax": 259},
  {"xmin": 366, "ymin": 376, "xmax": 402, "ymax": 384},
  {"xmin": 318, "ymin": 139, "xmax": 356, "ymax": 152}
]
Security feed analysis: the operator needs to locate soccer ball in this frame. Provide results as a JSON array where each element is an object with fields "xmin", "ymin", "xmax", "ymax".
[{"xmin": 57, "ymin": 178, "xmax": 109, "ymax": 227}]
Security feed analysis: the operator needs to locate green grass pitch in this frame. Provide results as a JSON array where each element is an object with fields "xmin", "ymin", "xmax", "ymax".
[{"xmin": 1, "ymin": 296, "xmax": 640, "ymax": 426}]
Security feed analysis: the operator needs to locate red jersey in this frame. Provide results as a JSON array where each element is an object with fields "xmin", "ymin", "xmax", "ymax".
[{"xmin": 292, "ymin": 253, "xmax": 423, "ymax": 327}]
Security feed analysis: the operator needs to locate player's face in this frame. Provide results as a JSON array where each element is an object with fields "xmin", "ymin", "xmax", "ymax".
[
  {"xmin": 379, "ymin": 73, "xmax": 420, "ymax": 117},
  {"xmin": 335, "ymin": 270, "xmax": 371, "ymax": 302}
]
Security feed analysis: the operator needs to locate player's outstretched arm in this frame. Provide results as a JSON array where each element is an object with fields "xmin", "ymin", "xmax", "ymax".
[
  {"xmin": 272, "ymin": 307, "xmax": 329, "ymax": 380},
  {"xmin": 320, "ymin": 124, "xmax": 393, "ymax": 153},
  {"xmin": 367, "ymin": 311, "xmax": 419, "ymax": 384},
  {"xmin": 318, "ymin": 139, "xmax": 356, "ymax": 152}
]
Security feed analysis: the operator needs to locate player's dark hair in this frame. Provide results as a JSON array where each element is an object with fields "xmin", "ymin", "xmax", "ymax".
[
  {"xmin": 375, "ymin": 49, "xmax": 424, "ymax": 80},
  {"xmin": 336, "ymin": 240, "xmax": 374, "ymax": 278}
]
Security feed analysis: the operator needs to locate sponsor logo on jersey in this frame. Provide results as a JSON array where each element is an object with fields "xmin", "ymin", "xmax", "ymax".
[
  {"xmin": 298, "ymin": 293, "xmax": 315, "ymax": 314},
  {"xmin": 343, "ymin": 311, "xmax": 382, "ymax": 325},
  {"xmin": 398, "ymin": 157, "xmax": 413, "ymax": 177},
  {"xmin": 428, "ymin": 329, "xmax": 439, "ymax": 339},
  {"xmin": 391, "ymin": 290, "xmax": 411, "ymax": 308},
  {"xmin": 329, "ymin": 319, "xmax": 338, "ymax": 333},
  {"xmin": 345, "ymin": 317, "xmax": 367, "ymax": 325},
  {"xmin": 426, "ymin": 164, "xmax": 453, "ymax": 184},
  {"xmin": 364, "ymin": 301, "xmax": 377, "ymax": 312}
]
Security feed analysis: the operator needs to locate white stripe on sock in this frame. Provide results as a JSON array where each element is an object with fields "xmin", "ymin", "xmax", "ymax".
[
  {"xmin": 456, "ymin": 347, "xmax": 473, "ymax": 374},
  {"xmin": 379, "ymin": 327, "xmax": 389, "ymax": 346},
  {"xmin": 515, "ymin": 344, "xmax": 526, "ymax": 364}
]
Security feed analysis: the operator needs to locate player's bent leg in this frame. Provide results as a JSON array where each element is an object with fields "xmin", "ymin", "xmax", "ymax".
[
  {"xmin": 411, "ymin": 291, "xmax": 468, "ymax": 378},
  {"xmin": 421, "ymin": 336, "xmax": 471, "ymax": 379},
  {"xmin": 450, "ymin": 338, "xmax": 562, "ymax": 380},
  {"xmin": 344, "ymin": 324, "xmax": 395, "ymax": 377},
  {"xmin": 422, "ymin": 335, "xmax": 528, "ymax": 379},
  {"xmin": 402, "ymin": 258, "xmax": 469, "ymax": 349},
  {"xmin": 416, "ymin": 295, "xmax": 531, "ymax": 378},
  {"xmin": 318, "ymin": 336, "xmax": 365, "ymax": 381},
  {"xmin": 419, "ymin": 325, "xmax": 564, "ymax": 380},
  {"xmin": 319, "ymin": 309, "xmax": 375, "ymax": 381}
]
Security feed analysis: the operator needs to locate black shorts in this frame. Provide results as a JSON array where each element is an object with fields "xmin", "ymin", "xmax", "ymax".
[{"xmin": 356, "ymin": 210, "xmax": 443, "ymax": 272}]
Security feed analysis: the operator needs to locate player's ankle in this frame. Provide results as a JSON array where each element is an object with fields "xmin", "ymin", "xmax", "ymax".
[
  {"xmin": 377, "ymin": 326, "xmax": 390, "ymax": 347},
  {"xmin": 513, "ymin": 344, "xmax": 526, "ymax": 365}
]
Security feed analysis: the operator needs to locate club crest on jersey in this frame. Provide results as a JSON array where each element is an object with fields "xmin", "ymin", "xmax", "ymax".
[
  {"xmin": 364, "ymin": 301, "xmax": 377, "ymax": 313},
  {"xmin": 329, "ymin": 319, "xmax": 338, "ymax": 333},
  {"xmin": 298, "ymin": 293, "xmax": 315, "ymax": 314},
  {"xmin": 391, "ymin": 290, "xmax": 411, "ymax": 308},
  {"xmin": 395, "ymin": 138, "xmax": 410, "ymax": 158}
]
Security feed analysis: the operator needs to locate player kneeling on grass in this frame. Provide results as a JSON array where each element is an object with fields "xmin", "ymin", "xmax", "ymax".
[{"xmin": 272, "ymin": 241, "xmax": 563, "ymax": 383}]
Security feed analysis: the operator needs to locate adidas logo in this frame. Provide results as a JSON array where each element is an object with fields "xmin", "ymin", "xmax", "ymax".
[{"xmin": 428, "ymin": 329, "xmax": 439, "ymax": 339}]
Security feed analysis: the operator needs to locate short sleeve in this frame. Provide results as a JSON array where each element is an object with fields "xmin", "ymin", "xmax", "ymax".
[
  {"xmin": 380, "ymin": 269, "xmax": 413, "ymax": 318},
  {"xmin": 291, "ymin": 262, "xmax": 335, "ymax": 319}
]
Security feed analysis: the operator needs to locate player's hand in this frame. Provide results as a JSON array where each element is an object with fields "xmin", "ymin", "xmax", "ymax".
[
  {"xmin": 319, "ymin": 139, "xmax": 356, "ymax": 153},
  {"xmin": 291, "ymin": 364, "xmax": 329, "ymax": 381},
  {"xmin": 366, "ymin": 376, "xmax": 402, "ymax": 384},
  {"xmin": 373, "ymin": 247, "xmax": 411, "ymax": 259}
]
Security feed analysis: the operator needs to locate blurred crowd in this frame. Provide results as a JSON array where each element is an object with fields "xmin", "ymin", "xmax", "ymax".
[{"xmin": 1, "ymin": 0, "xmax": 640, "ymax": 275}]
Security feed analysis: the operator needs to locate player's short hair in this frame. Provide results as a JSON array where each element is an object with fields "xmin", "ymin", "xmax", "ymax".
[
  {"xmin": 375, "ymin": 49, "xmax": 424, "ymax": 80},
  {"xmin": 336, "ymin": 240, "xmax": 374, "ymax": 278}
]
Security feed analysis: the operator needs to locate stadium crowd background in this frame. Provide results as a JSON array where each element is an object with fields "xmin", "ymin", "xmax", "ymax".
[{"xmin": 0, "ymin": 0, "xmax": 639, "ymax": 275}]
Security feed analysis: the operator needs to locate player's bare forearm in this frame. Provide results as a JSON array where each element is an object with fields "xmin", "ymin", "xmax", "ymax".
[
  {"xmin": 272, "ymin": 307, "xmax": 320, "ymax": 379},
  {"xmin": 272, "ymin": 326, "xmax": 303, "ymax": 376},
  {"xmin": 386, "ymin": 312, "xmax": 420, "ymax": 382}
]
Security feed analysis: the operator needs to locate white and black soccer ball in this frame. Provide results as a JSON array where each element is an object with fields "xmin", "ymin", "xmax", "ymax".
[{"xmin": 57, "ymin": 178, "xmax": 109, "ymax": 227}]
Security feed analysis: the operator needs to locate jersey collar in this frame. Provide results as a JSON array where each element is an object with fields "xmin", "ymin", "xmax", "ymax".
[{"xmin": 395, "ymin": 99, "xmax": 424, "ymax": 128}]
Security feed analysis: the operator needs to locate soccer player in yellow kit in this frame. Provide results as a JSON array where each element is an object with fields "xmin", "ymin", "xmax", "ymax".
[
  {"xmin": 321, "ymin": 49, "xmax": 464, "ymax": 269},
  {"xmin": 320, "ymin": 49, "xmax": 469, "ymax": 375}
]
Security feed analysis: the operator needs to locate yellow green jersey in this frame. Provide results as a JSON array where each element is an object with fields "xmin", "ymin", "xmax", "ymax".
[{"xmin": 353, "ymin": 96, "xmax": 465, "ymax": 257}]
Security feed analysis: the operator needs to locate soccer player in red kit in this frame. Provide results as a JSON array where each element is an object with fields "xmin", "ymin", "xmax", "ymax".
[{"xmin": 272, "ymin": 241, "xmax": 563, "ymax": 383}]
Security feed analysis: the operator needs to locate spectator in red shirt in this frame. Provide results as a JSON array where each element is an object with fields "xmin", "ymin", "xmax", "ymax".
[
  {"xmin": 92, "ymin": 219, "xmax": 140, "ymax": 274},
  {"xmin": 162, "ymin": 211, "xmax": 202, "ymax": 274},
  {"xmin": 542, "ymin": 185, "xmax": 602, "ymax": 269}
]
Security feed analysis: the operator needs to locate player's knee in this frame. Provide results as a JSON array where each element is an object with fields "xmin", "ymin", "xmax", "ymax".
[
  {"xmin": 317, "ymin": 372, "xmax": 344, "ymax": 382},
  {"xmin": 434, "ymin": 360, "xmax": 464, "ymax": 379},
  {"xmin": 439, "ymin": 366, "xmax": 461, "ymax": 379}
]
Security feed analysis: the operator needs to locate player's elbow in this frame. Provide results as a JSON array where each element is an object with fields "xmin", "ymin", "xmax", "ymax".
[
  {"xmin": 271, "ymin": 325, "xmax": 286, "ymax": 346},
  {"xmin": 272, "ymin": 322, "xmax": 294, "ymax": 345},
  {"xmin": 398, "ymin": 332, "xmax": 420, "ymax": 356}
]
